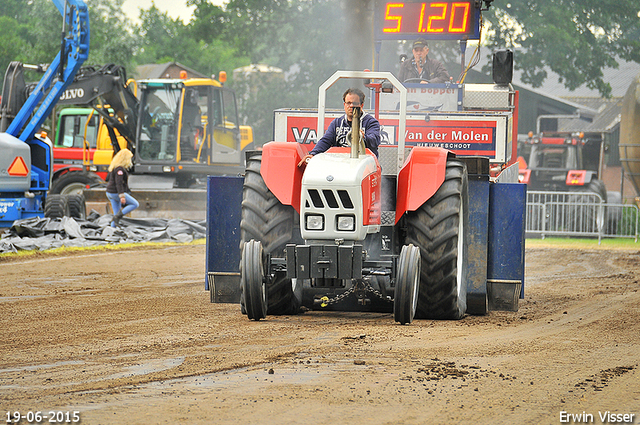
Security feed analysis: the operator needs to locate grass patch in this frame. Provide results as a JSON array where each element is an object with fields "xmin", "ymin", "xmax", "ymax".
[
  {"xmin": 526, "ymin": 236, "xmax": 639, "ymax": 250},
  {"xmin": 0, "ymin": 238, "xmax": 206, "ymax": 262}
]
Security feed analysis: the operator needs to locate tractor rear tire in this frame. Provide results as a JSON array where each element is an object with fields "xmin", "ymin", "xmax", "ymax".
[
  {"xmin": 394, "ymin": 244, "xmax": 421, "ymax": 325},
  {"xmin": 403, "ymin": 158, "xmax": 469, "ymax": 320},
  {"xmin": 587, "ymin": 179, "xmax": 607, "ymax": 203},
  {"xmin": 241, "ymin": 240, "xmax": 267, "ymax": 320},
  {"xmin": 567, "ymin": 179, "xmax": 607, "ymax": 233},
  {"xmin": 588, "ymin": 179, "xmax": 607, "ymax": 233},
  {"xmin": 240, "ymin": 152, "xmax": 302, "ymax": 315},
  {"xmin": 44, "ymin": 194, "xmax": 71, "ymax": 219}
]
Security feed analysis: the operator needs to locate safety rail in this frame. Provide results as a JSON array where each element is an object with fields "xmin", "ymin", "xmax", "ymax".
[{"xmin": 526, "ymin": 191, "xmax": 639, "ymax": 243}]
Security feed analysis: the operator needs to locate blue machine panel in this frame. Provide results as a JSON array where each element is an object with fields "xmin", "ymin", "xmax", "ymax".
[
  {"xmin": 205, "ymin": 176, "xmax": 243, "ymax": 297},
  {"xmin": 488, "ymin": 183, "xmax": 526, "ymax": 298}
]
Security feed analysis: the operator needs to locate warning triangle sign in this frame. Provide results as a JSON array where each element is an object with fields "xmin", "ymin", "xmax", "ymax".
[{"xmin": 7, "ymin": 156, "xmax": 29, "ymax": 177}]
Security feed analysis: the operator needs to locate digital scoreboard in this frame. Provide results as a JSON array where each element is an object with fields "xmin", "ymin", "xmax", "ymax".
[{"xmin": 374, "ymin": 0, "xmax": 482, "ymax": 41}]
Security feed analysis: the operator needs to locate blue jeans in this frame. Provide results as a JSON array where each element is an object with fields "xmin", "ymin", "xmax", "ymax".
[{"xmin": 106, "ymin": 192, "xmax": 139, "ymax": 227}]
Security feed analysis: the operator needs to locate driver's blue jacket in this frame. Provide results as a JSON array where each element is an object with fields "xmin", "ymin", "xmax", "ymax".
[{"xmin": 310, "ymin": 112, "xmax": 381, "ymax": 157}]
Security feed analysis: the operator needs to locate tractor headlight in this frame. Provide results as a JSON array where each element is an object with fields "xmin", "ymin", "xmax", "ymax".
[
  {"xmin": 336, "ymin": 215, "xmax": 355, "ymax": 231},
  {"xmin": 305, "ymin": 214, "xmax": 324, "ymax": 230}
]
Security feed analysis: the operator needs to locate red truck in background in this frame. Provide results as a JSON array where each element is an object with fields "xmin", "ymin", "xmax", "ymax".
[{"xmin": 518, "ymin": 131, "xmax": 608, "ymax": 201}]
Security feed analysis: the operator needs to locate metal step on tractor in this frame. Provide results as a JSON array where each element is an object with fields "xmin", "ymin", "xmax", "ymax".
[{"xmin": 206, "ymin": 70, "xmax": 527, "ymax": 324}]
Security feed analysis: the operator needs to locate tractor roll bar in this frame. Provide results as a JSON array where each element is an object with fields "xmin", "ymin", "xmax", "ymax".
[{"xmin": 317, "ymin": 71, "xmax": 407, "ymax": 173}]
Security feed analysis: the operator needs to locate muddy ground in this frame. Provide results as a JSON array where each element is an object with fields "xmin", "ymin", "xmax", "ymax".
[{"xmin": 0, "ymin": 244, "xmax": 638, "ymax": 424}]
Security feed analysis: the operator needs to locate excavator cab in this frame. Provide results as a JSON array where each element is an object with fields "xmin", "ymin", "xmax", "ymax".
[
  {"xmin": 179, "ymin": 88, "xmax": 204, "ymax": 161},
  {"xmin": 137, "ymin": 82, "xmax": 180, "ymax": 161},
  {"xmin": 136, "ymin": 79, "xmax": 242, "ymax": 170}
]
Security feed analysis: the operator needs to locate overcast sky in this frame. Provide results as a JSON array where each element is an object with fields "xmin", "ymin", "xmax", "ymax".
[{"xmin": 122, "ymin": 0, "xmax": 224, "ymax": 23}]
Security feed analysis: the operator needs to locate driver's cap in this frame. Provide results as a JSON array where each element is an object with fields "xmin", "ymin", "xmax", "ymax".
[{"xmin": 413, "ymin": 38, "xmax": 428, "ymax": 49}]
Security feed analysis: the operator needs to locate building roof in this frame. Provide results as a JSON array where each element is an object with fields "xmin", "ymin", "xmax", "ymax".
[
  {"xmin": 559, "ymin": 97, "xmax": 624, "ymax": 133},
  {"xmin": 457, "ymin": 48, "xmax": 640, "ymax": 134},
  {"xmin": 517, "ymin": 84, "xmax": 600, "ymax": 117},
  {"xmin": 460, "ymin": 47, "xmax": 640, "ymax": 97},
  {"xmin": 135, "ymin": 62, "xmax": 206, "ymax": 80},
  {"xmin": 514, "ymin": 59, "xmax": 640, "ymax": 99}
]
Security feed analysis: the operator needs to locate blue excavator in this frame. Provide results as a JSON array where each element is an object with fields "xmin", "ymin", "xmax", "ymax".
[{"xmin": 0, "ymin": 0, "xmax": 90, "ymax": 226}]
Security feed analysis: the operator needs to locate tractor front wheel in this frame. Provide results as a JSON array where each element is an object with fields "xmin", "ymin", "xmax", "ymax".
[
  {"xmin": 241, "ymin": 240, "xmax": 267, "ymax": 320},
  {"xmin": 51, "ymin": 172, "xmax": 101, "ymax": 195},
  {"xmin": 394, "ymin": 244, "xmax": 421, "ymax": 325}
]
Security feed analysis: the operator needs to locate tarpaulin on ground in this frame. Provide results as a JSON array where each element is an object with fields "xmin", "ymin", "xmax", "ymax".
[{"xmin": 0, "ymin": 211, "xmax": 206, "ymax": 253}]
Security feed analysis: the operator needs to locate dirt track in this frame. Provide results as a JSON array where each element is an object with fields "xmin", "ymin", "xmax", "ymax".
[{"xmin": 0, "ymin": 244, "xmax": 639, "ymax": 424}]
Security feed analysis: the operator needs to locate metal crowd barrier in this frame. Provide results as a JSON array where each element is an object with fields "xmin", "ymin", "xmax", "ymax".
[{"xmin": 526, "ymin": 191, "xmax": 639, "ymax": 242}]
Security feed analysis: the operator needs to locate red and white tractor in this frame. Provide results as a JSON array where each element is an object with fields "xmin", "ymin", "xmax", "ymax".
[
  {"xmin": 236, "ymin": 72, "xmax": 508, "ymax": 324},
  {"xmin": 206, "ymin": 0, "xmax": 527, "ymax": 323}
]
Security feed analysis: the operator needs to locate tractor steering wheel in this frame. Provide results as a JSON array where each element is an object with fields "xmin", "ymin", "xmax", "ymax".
[{"xmin": 403, "ymin": 78, "xmax": 430, "ymax": 84}]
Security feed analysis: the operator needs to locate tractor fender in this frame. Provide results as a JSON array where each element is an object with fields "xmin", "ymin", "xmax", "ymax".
[
  {"xmin": 518, "ymin": 168, "xmax": 531, "ymax": 184},
  {"xmin": 53, "ymin": 165, "xmax": 83, "ymax": 181},
  {"xmin": 260, "ymin": 142, "xmax": 308, "ymax": 212},
  {"xmin": 583, "ymin": 170, "xmax": 598, "ymax": 184},
  {"xmin": 395, "ymin": 147, "xmax": 451, "ymax": 224}
]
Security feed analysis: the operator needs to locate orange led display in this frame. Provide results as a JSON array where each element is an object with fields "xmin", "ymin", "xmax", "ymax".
[
  {"xmin": 376, "ymin": 0, "xmax": 480, "ymax": 40},
  {"xmin": 383, "ymin": 3, "xmax": 404, "ymax": 33}
]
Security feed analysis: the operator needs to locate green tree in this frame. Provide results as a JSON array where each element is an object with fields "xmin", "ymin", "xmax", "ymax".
[
  {"xmin": 134, "ymin": 4, "xmax": 245, "ymax": 79},
  {"xmin": 0, "ymin": 1, "xmax": 73, "ymax": 86},
  {"xmin": 0, "ymin": 17, "xmax": 30, "ymax": 80},
  {"xmin": 0, "ymin": 0, "xmax": 26, "ymax": 19},
  {"xmin": 13, "ymin": 0, "xmax": 63, "ymax": 63},
  {"xmin": 483, "ymin": 0, "xmax": 640, "ymax": 97},
  {"xmin": 222, "ymin": 0, "xmax": 299, "ymax": 64},
  {"xmin": 0, "ymin": 0, "xmax": 139, "ymax": 84},
  {"xmin": 187, "ymin": 0, "xmax": 227, "ymax": 43},
  {"xmin": 186, "ymin": 0, "xmax": 350, "ymax": 143},
  {"xmin": 85, "ymin": 0, "xmax": 137, "ymax": 70},
  {"xmin": 135, "ymin": 6, "xmax": 191, "ymax": 65}
]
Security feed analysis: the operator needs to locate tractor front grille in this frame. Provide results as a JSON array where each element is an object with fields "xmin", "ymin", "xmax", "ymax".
[{"xmin": 306, "ymin": 189, "xmax": 354, "ymax": 210}]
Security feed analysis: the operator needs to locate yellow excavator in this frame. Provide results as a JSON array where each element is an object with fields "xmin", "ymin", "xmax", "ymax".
[{"xmin": 2, "ymin": 62, "xmax": 254, "ymax": 219}]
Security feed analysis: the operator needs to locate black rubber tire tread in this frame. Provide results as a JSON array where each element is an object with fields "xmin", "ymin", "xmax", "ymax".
[
  {"xmin": 403, "ymin": 158, "xmax": 469, "ymax": 320},
  {"xmin": 240, "ymin": 152, "xmax": 301, "ymax": 315},
  {"xmin": 394, "ymin": 244, "xmax": 421, "ymax": 325},
  {"xmin": 66, "ymin": 194, "xmax": 87, "ymax": 220},
  {"xmin": 567, "ymin": 179, "xmax": 607, "ymax": 233},
  {"xmin": 44, "ymin": 194, "xmax": 70, "ymax": 219},
  {"xmin": 50, "ymin": 172, "xmax": 101, "ymax": 195},
  {"xmin": 605, "ymin": 191, "xmax": 621, "ymax": 235},
  {"xmin": 241, "ymin": 240, "xmax": 267, "ymax": 320},
  {"xmin": 588, "ymin": 179, "xmax": 607, "ymax": 203},
  {"xmin": 267, "ymin": 271, "xmax": 301, "ymax": 315}
]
